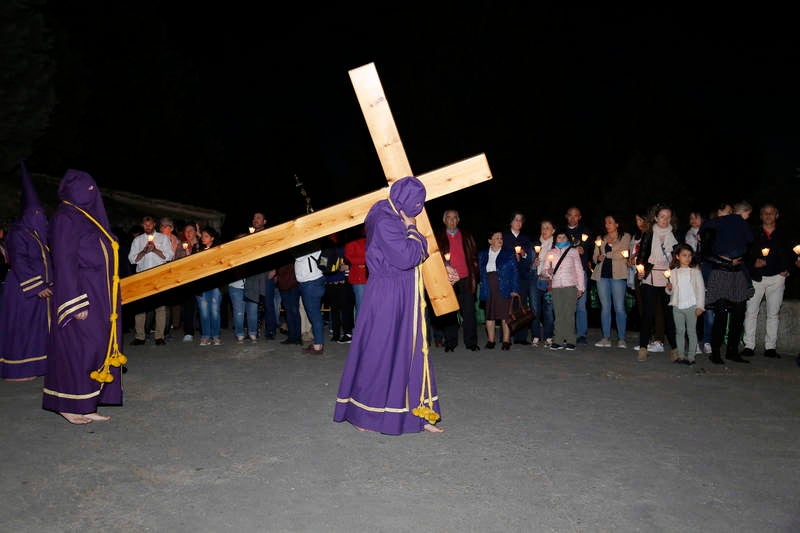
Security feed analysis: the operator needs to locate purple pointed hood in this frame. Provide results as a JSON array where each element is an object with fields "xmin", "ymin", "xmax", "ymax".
[
  {"xmin": 58, "ymin": 169, "xmax": 111, "ymax": 231},
  {"xmin": 19, "ymin": 160, "xmax": 48, "ymax": 245},
  {"xmin": 389, "ymin": 176, "xmax": 426, "ymax": 218}
]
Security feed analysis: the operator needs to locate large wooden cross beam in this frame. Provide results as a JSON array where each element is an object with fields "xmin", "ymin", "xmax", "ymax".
[{"xmin": 121, "ymin": 63, "xmax": 493, "ymax": 315}]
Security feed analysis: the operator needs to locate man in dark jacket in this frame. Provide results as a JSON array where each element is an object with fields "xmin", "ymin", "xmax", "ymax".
[{"xmin": 434, "ymin": 209, "xmax": 480, "ymax": 351}]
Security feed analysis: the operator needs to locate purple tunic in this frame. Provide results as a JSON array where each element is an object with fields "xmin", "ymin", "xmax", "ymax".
[
  {"xmin": 43, "ymin": 170, "xmax": 123, "ymax": 414},
  {"xmin": 333, "ymin": 176, "xmax": 441, "ymax": 434},
  {"xmin": 0, "ymin": 223, "xmax": 52, "ymax": 379}
]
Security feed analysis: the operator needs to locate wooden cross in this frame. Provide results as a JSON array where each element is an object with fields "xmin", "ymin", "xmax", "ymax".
[{"xmin": 121, "ymin": 63, "xmax": 493, "ymax": 315}]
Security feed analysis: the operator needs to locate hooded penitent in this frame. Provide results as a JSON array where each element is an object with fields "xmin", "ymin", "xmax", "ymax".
[{"xmin": 0, "ymin": 161, "xmax": 52, "ymax": 380}]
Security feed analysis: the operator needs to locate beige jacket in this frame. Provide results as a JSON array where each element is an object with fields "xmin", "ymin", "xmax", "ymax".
[{"xmin": 591, "ymin": 232, "xmax": 632, "ymax": 281}]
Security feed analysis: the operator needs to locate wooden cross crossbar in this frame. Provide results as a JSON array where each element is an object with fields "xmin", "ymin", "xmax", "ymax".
[
  {"xmin": 119, "ymin": 155, "xmax": 491, "ymax": 304},
  {"xmin": 121, "ymin": 62, "xmax": 493, "ymax": 315}
]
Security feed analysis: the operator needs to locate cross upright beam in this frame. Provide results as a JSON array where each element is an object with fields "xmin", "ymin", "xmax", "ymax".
[{"xmin": 349, "ymin": 63, "xmax": 491, "ymax": 315}]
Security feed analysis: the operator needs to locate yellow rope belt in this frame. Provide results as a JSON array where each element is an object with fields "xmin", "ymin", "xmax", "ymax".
[{"xmin": 63, "ymin": 201, "xmax": 127, "ymax": 384}]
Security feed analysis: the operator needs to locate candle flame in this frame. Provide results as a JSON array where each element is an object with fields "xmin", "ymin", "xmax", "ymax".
[
  {"xmin": 621, "ymin": 250, "xmax": 629, "ymax": 258},
  {"xmin": 514, "ymin": 246, "xmax": 522, "ymax": 254},
  {"xmin": 594, "ymin": 238, "xmax": 603, "ymax": 248},
  {"xmin": 147, "ymin": 234, "xmax": 154, "ymax": 242},
  {"xmin": 664, "ymin": 269, "xmax": 671, "ymax": 279},
  {"xmin": 534, "ymin": 245, "xmax": 541, "ymax": 253},
  {"xmin": 793, "ymin": 244, "xmax": 800, "ymax": 255},
  {"xmin": 581, "ymin": 233, "xmax": 589, "ymax": 242},
  {"xmin": 636, "ymin": 264, "xmax": 645, "ymax": 274},
  {"xmin": 761, "ymin": 247, "xmax": 770, "ymax": 257},
  {"xmin": 248, "ymin": 227, "xmax": 255, "ymax": 234},
  {"xmin": 182, "ymin": 242, "xmax": 188, "ymax": 249},
  {"xmin": 444, "ymin": 252, "xmax": 451, "ymax": 262}
]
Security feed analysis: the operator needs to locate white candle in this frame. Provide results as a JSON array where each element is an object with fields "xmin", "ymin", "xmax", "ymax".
[{"xmin": 534, "ymin": 245, "xmax": 541, "ymax": 254}]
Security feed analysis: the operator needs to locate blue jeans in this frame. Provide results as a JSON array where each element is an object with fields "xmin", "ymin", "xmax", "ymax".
[
  {"xmin": 228, "ymin": 286, "xmax": 245, "ymax": 338},
  {"xmin": 529, "ymin": 278, "xmax": 554, "ymax": 340},
  {"xmin": 575, "ymin": 270, "xmax": 588, "ymax": 338},
  {"xmin": 196, "ymin": 288, "xmax": 221, "ymax": 338},
  {"xmin": 299, "ymin": 277, "xmax": 326, "ymax": 345},
  {"xmin": 596, "ymin": 277, "xmax": 627, "ymax": 339},
  {"xmin": 280, "ymin": 286, "xmax": 301, "ymax": 341},
  {"xmin": 351, "ymin": 283, "xmax": 366, "ymax": 319}
]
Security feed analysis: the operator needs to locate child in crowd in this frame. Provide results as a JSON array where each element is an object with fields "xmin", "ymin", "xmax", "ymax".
[
  {"xmin": 547, "ymin": 229, "xmax": 585, "ymax": 350},
  {"xmin": 665, "ymin": 244, "xmax": 705, "ymax": 365}
]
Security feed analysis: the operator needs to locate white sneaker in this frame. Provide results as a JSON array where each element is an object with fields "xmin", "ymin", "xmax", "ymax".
[
  {"xmin": 647, "ymin": 341, "xmax": 665, "ymax": 353},
  {"xmin": 531, "ymin": 337, "xmax": 540, "ymax": 347},
  {"xmin": 182, "ymin": 334, "xmax": 193, "ymax": 342},
  {"xmin": 703, "ymin": 342, "xmax": 712, "ymax": 354},
  {"xmin": 695, "ymin": 345, "xmax": 704, "ymax": 355},
  {"xmin": 617, "ymin": 339, "xmax": 627, "ymax": 349},
  {"xmin": 594, "ymin": 338, "xmax": 612, "ymax": 348}
]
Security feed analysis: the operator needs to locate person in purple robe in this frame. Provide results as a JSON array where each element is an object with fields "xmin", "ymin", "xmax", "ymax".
[
  {"xmin": 42, "ymin": 170, "xmax": 126, "ymax": 424},
  {"xmin": 0, "ymin": 161, "xmax": 52, "ymax": 381},
  {"xmin": 333, "ymin": 176, "xmax": 444, "ymax": 434}
]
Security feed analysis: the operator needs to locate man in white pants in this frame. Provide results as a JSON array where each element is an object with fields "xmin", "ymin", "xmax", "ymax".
[{"xmin": 742, "ymin": 204, "xmax": 791, "ymax": 359}]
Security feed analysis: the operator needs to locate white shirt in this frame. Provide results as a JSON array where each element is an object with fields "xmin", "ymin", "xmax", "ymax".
[
  {"xmin": 128, "ymin": 232, "xmax": 175, "ymax": 272},
  {"xmin": 294, "ymin": 251, "xmax": 324, "ymax": 283},
  {"xmin": 675, "ymin": 268, "xmax": 696, "ymax": 309},
  {"xmin": 486, "ymin": 248, "xmax": 500, "ymax": 273}
]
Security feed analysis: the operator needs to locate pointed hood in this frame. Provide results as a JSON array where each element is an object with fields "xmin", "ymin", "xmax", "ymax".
[
  {"xmin": 18, "ymin": 160, "xmax": 48, "ymax": 245},
  {"xmin": 58, "ymin": 169, "xmax": 111, "ymax": 231},
  {"xmin": 388, "ymin": 176, "xmax": 426, "ymax": 218}
]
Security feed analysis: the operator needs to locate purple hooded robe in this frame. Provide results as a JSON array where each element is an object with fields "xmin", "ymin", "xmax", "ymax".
[
  {"xmin": 333, "ymin": 176, "xmax": 441, "ymax": 434},
  {"xmin": 42, "ymin": 170, "xmax": 123, "ymax": 414},
  {"xmin": 0, "ymin": 162, "xmax": 52, "ymax": 379}
]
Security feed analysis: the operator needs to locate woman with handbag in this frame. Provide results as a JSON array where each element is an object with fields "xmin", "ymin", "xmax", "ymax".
[
  {"xmin": 478, "ymin": 230, "xmax": 519, "ymax": 351},
  {"xmin": 546, "ymin": 229, "xmax": 586, "ymax": 351}
]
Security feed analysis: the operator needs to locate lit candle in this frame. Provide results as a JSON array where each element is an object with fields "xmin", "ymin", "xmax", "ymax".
[
  {"xmin": 581, "ymin": 234, "xmax": 589, "ymax": 242},
  {"xmin": 636, "ymin": 264, "xmax": 645, "ymax": 275},
  {"xmin": 663, "ymin": 269, "xmax": 671, "ymax": 280},
  {"xmin": 444, "ymin": 252, "xmax": 451, "ymax": 265},
  {"xmin": 534, "ymin": 245, "xmax": 541, "ymax": 254},
  {"xmin": 621, "ymin": 250, "xmax": 629, "ymax": 258},
  {"xmin": 248, "ymin": 227, "xmax": 255, "ymax": 234},
  {"xmin": 182, "ymin": 242, "xmax": 188, "ymax": 250},
  {"xmin": 793, "ymin": 244, "xmax": 800, "ymax": 255},
  {"xmin": 514, "ymin": 245, "xmax": 522, "ymax": 255},
  {"xmin": 761, "ymin": 247, "xmax": 770, "ymax": 257},
  {"xmin": 547, "ymin": 253, "xmax": 555, "ymax": 263},
  {"xmin": 147, "ymin": 234, "xmax": 154, "ymax": 242},
  {"xmin": 594, "ymin": 237, "xmax": 603, "ymax": 248}
]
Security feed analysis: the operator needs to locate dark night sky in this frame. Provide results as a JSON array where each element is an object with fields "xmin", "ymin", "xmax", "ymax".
[{"xmin": 29, "ymin": 3, "xmax": 800, "ymax": 237}]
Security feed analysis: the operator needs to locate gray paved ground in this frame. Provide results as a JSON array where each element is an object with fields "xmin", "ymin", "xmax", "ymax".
[{"xmin": 1, "ymin": 327, "xmax": 799, "ymax": 533}]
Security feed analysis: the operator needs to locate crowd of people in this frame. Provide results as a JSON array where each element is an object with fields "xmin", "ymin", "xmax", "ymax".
[{"xmin": 2, "ymin": 167, "xmax": 799, "ymax": 433}]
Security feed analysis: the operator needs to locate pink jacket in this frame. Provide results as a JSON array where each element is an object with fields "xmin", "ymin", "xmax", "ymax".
[{"xmin": 550, "ymin": 247, "xmax": 586, "ymax": 291}]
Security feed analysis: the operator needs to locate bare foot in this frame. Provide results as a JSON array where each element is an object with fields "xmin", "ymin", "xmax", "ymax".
[
  {"xmin": 84, "ymin": 412, "xmax": 110, "ymax": 422},
  {"xmin": 4, "ymin": 376, "xmax": 37, "ymax": 382},
  {"xmin": 424, "ymin": 424, "xmax": 445, "ymax": 433},
  {"xmin": 59, "ymin": 412, "xmax": 93, "ymax": 425}
]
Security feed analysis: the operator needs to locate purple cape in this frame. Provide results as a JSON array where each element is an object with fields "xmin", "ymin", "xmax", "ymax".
[
  {"xmin": 43, "ymin": 171, "xmax": 123, "ymax": 414},
  {"xmin": 333, "ymin": 176, "xmax": 440, "ymax": 434}
]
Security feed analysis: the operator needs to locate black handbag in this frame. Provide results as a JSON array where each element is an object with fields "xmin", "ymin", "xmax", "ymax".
[{"xmin": 507, "ymin": 294, "xmax": 535, "ymax": 335}]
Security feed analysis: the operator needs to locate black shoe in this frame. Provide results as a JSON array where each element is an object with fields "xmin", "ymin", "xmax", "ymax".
[
  {"xmin": 279, "ymin": 327, "xmax": 288, "ymax": 335},
  {"xmin": 679, "ymin": 359, "xmax": 696, "ymax": 366},
  {"xmin": 121, "ymin": 365, "xmax": 128, "ymax": 374},
  {"xmin": 155, "ymin": 338, "xmax": 166, "ymax": 346},
  {"xmin": 501, "ymin": 342, "xmax": 511, "ymax": 351},
  {"xmin": 565, "ymin": 344, "xmax": 576, "ymax": 351},
  {"xmin": 709, "ymin": 354, "xmax": 725, "ymax": 365},
  {"xmin": 280, "ymin": 338, "xmax": 303, "ymax": 345},
  {"xmin": 466, "ymin": 345, "xmax": 480, "ymax": 351},
  {"xmin": 485, "ymin": 341, "xmax": 495, "ymax": 349},
  {"xmin": 727, "ymin": 354, "xmax": 750, "ymax": 364},
  {"xmin": 130, "ymin": 339, "xmax": 145, "ymax": 346},
  {"xmin": 445, "ymin": 346, "xmax": 455, "ymax": 353},
  {"xmin": 264, "ymin": 334, "xmax": 275, "ymax": 341},
  {"xmin": 741, "ymin": 347, "xmax": 754, "ymax": 357},
  {"xmin": 576, "ymin": 336, "xmax": 588, "ymax": 345},
  {"xmin": 764, "ymin": 349, "xmax": 781, "ymax": 359}
]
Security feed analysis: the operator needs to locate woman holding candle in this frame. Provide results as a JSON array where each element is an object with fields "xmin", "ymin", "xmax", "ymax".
[
  {"xmin": 195, "ymin": 227, "xmax": 223, "ymax": 346},
  {"xmin": 530, "ymin": 220, "xmax": 556, "ymax": 347},
  {"xmin": 591, "ymin": 213, "xmax": 632, "ymax": 348},
  {"xmin": 635, "ymin": 205, "xmax": 679, "ymax": 362}
]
